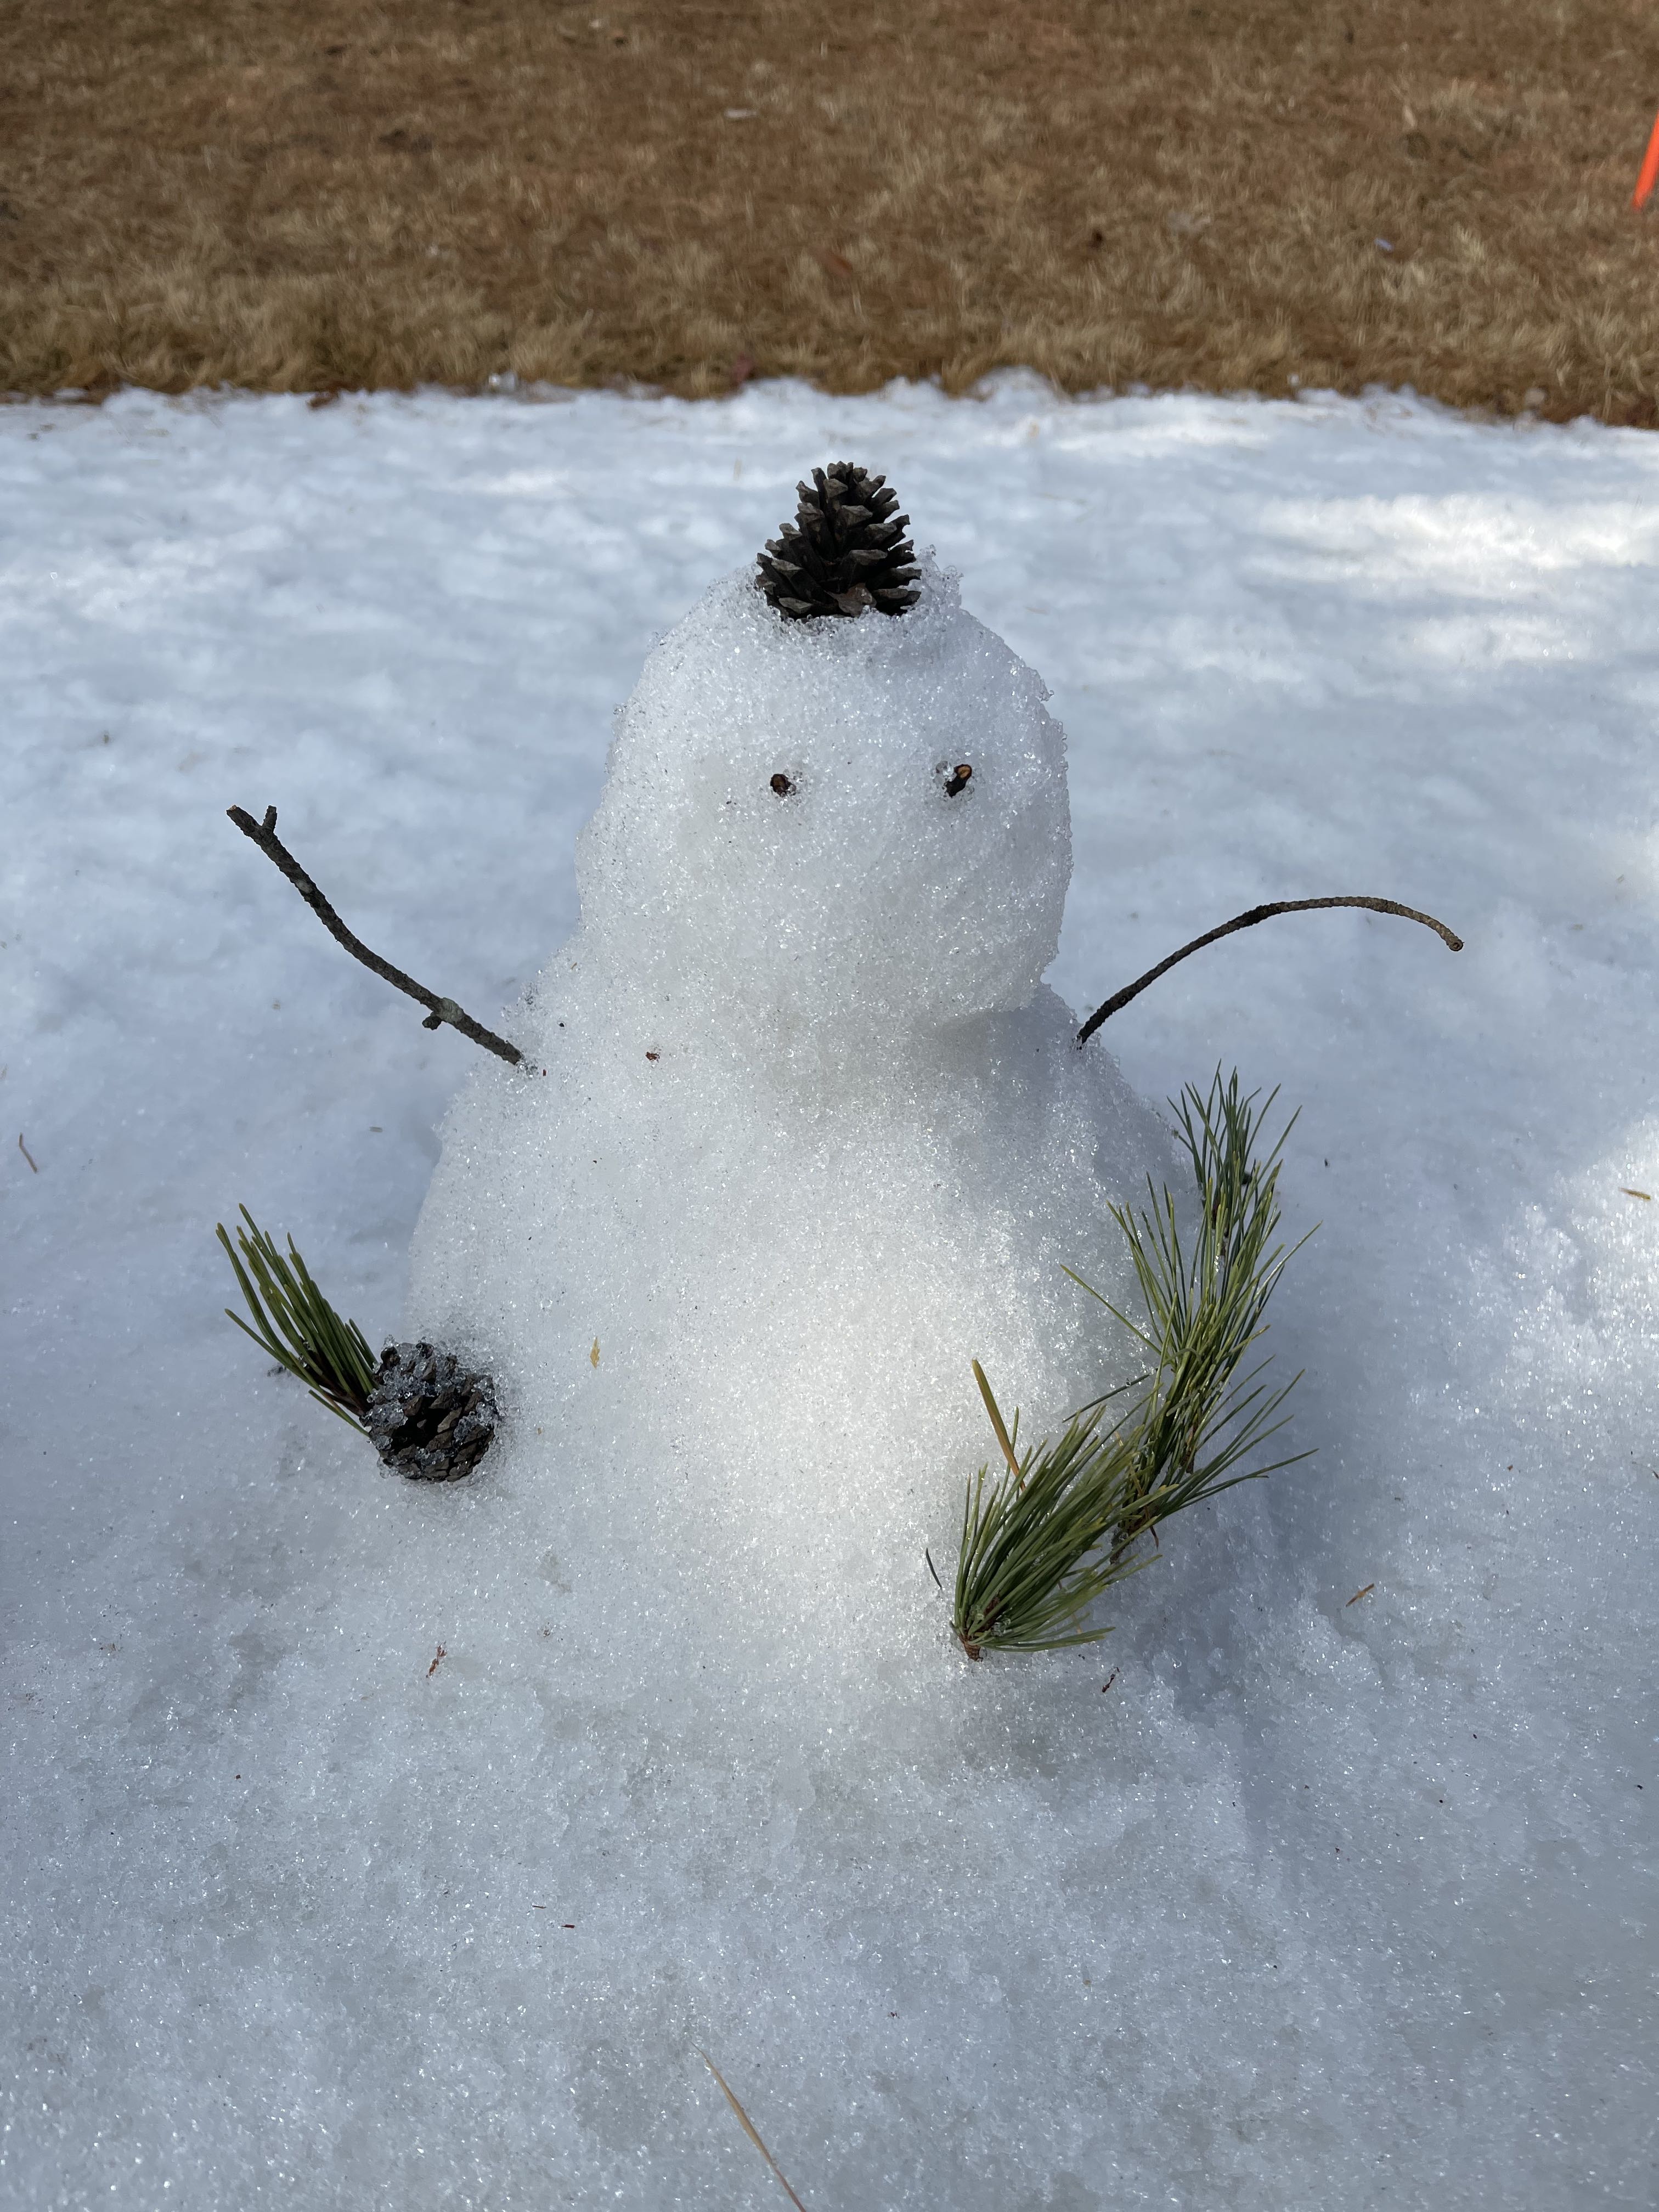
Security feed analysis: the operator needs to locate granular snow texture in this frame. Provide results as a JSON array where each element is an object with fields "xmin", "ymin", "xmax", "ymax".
[{"xmin": 3, "ymin": 379, "xmax": 1656, "ymax": 2211}]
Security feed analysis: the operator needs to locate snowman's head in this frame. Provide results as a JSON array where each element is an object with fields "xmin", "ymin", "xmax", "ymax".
[{"xmin": 572, "ymin": 546, "xmax": 1071, "ymax": 1057}]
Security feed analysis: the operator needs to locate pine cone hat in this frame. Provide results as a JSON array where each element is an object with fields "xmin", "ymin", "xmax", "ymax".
[{"xmin": 756, "ymin": 463, "xmax": 922, "ymax": 620}]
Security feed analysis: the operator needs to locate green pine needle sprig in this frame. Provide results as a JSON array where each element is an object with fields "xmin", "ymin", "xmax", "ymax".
[
  {"xmin": 217, "ymin": 1205, "xmax": 377, "ymax": 1431},
  {"xmin": 1079, "ymin": 1067, "xmax": 1316, "ymax": 1553},
  {"xmin": 952, "ymin": 1362, "xmax": 1153, "ymax": 1658},
  {"xmin": 950, "ymin": 1070, "xmax": 1315, "ymax": 1659}
]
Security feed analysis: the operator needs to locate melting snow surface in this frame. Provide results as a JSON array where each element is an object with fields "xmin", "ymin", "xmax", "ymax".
[{"xmin": 3, "ymin": 379, "xmax": 1657, "ymax": 2210}]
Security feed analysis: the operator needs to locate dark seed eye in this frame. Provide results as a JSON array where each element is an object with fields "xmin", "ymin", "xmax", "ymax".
[
  {"xmin": 770, "ymin": 772, "xmax": 795, "ymax": 797},
  {"xmin": 944, "ymin": 763, "xmax": 973, "ymax": 798}
]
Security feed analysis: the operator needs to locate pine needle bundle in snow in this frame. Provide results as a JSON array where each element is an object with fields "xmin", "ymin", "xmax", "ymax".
[
  {"xmin": 218, "ymin": 1208, "xmax": 496, "ymax": 1480},
  {"xmin": 951, "ymin": 1071, "xmax": 1312, "ymax": 1658},
  {"xmin": 949, "ymin": 1366, "xmax": 1154, "ymax": 1660},
  {"xmin": 755, "ymin": 462, "xmax": 922, "ymax": 619},
  {"xmin": 217, "ymin": 1205, "xmax": 377, "ymax": 1430},
  {"xmin": 1092, "ymin": 1069, "xmax": 1312, "ymax": 1555}
]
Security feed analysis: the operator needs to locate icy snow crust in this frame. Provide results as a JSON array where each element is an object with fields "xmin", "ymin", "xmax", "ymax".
[
  {"xmin": 409, "ymin": 558, "xmax": 1167, "ymax": 1668},
  {"xmin": 4, "ymin": 381, "xmax": 1657, "ymax": 2210}
]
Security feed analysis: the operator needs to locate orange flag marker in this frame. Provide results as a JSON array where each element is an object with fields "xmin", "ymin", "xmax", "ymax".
[{"xmin": 1634, "ymin": 105, "xmax": 1659, "ymax": 208}]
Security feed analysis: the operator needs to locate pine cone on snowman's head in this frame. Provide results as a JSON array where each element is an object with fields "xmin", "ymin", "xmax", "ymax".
[{"xmin": 756, "ymin": 463, "xmax": 923, "ymax": 620}]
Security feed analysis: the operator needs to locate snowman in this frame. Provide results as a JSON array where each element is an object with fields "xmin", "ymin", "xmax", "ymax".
[{"xmin": 403, "ymin": 464, "xmax": 1173, "ymax": 1666}]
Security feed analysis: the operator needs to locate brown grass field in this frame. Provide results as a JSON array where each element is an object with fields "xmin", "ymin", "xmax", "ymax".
[{"xmin": 2, "ymin": 0, "xmax": 1657, "ymax": 420}]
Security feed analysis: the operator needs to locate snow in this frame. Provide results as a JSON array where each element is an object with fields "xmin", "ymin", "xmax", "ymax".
[{"xmin": 4, "ymin": 377, "xmax": 1657, "ymax": 2210}]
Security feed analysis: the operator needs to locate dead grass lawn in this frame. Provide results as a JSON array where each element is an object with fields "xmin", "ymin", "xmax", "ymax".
[{"xmin": 2, "ymin": 0, "xmax": 1657, "ymax": 420}]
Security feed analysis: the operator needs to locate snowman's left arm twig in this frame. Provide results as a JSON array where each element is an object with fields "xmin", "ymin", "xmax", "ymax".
[
  {"xmin": 1076, "ymin": 895, "xmax": 1462, "ymax": 1046},
  {"xmin": 227, "ymin": 805, "xmax": 524, "ymax": 1066}
]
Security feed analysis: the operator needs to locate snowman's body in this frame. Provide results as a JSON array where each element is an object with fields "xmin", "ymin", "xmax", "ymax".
[{"xmin": 408, "ymin": 558, "xmax": 1171, "ymax": 1662}]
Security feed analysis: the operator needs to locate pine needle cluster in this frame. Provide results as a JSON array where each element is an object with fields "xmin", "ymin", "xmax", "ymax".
[
  {"xmin": 951, "ymin": 1071, "xmax": 1312, "ymax": 1659},
  {"xmin": 216, "ymin": 1205, "xmax": 377, "ymax": 1431},
  {"xmin": 219, "ymin": 1207, "xmax": 500, "ymax": 1481}
]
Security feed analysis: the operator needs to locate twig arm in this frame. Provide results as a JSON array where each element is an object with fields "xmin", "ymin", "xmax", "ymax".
[
  {"xmin": 227, "ymin": 804, "xmax": 523, "ymax": 1066},
  {"xmin": 1076, "ymin": 896, "xmax": 1463, "ymax": 1046}
]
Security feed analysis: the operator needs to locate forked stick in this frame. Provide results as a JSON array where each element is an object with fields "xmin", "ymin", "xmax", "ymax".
[
  {"xmin": 228, "ymin": 805, "xmax": 523, "ymax": 1066},
  {"xmin": 1076, "ymin": 896, "xmax": 1462, "ymax": 1046}
]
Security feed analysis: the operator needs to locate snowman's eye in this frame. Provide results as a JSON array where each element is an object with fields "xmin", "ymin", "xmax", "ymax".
[
  {"xmin": 770, "ymin": 772, "xmax": 795, "ymax": 798},
  {"xmin": 943, "ymin": 763, "xmax": 973, "ymax": 798}
]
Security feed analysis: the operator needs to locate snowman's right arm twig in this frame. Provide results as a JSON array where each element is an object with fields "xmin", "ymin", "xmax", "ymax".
[
  {"xmin": 227, "ymin": 805, "xmax": 524, "ymax": 1066},
  {"xmin": 1076, "ymin": 896, "xmax": 1463, "ymax": 1046}
]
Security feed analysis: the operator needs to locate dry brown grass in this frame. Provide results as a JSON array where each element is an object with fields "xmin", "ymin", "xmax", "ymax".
[{"xmin": 2, "ymin": 0, "xmax": 1657, "ymax": 420}]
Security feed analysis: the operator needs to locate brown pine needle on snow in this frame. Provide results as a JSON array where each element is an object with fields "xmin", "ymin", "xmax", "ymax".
[
  {"xmin": 972, "ymin": 1358, "xmax": 1023, "ymax": 1480},
  {"xmin": 698, "ymin": 2050, "xmax": 809, "ymax": 2212},
  {"xmin": 1346, "ymin": 1583, "xmax": 1376, "ymax": 1606},
  {"xmin": 17, "ymin": 1132, "xmax": 38, "ymax": 1173},
  {"xmin": 1620, "ymin": 1187, "xmax": 1652, "ymax": 1201}
]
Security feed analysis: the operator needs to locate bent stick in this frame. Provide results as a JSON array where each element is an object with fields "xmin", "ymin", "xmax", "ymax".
[
  {"xmin": 1076, "ymin": 896, "xmax": 1463, "ymax": 1046},
  {"xmin": 227, "ymin": 805, "xmax": 523, "ymax": 1066}
]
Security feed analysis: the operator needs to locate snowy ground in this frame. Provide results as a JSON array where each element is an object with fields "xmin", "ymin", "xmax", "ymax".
[{"xmin": 3, "ymin": 379, "xmax": 1657, "ymax": 2210}]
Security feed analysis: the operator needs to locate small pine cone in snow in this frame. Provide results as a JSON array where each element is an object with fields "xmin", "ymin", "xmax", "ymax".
[
  {"xmin": 365, "ymin": 1342, "xmax": 498, "ymax": 1482},
  {"xmin": 756, "ymin": 462, "xmax": 922, "ymax": 621}
]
